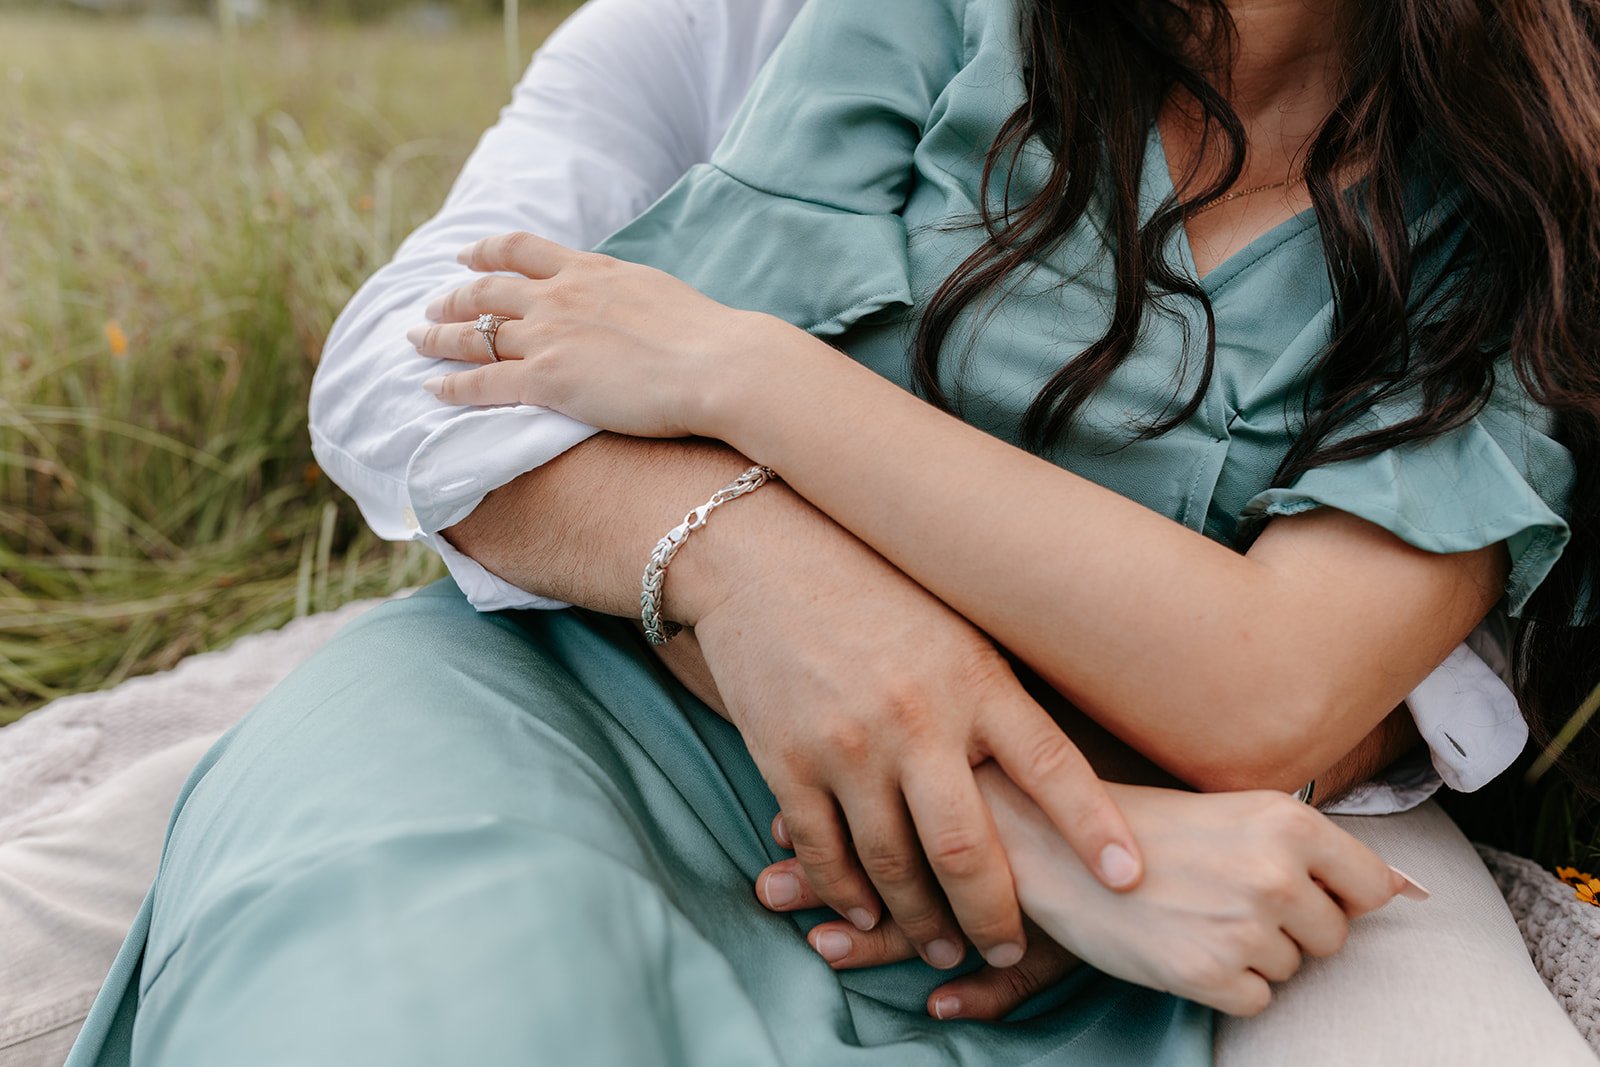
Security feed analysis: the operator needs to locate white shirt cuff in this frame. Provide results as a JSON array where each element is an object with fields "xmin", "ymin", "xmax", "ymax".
[{"xmin": 1319, "ymin": 753, "xmax": 1443, "ymax": 816}]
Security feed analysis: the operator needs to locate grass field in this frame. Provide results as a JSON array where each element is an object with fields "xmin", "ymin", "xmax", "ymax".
[
  {"xmin": 0, "ymin": 7, "xmax": 575, "ymax": 720},
  {"xmin": 1, "ymin": 7, "xmax": 1594, "ymax": 871}
]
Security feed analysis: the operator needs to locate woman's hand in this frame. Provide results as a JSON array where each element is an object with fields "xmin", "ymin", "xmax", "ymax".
[
  {"xmin": 760, "ymin": 768, "xmax": 1421, "ymax": 1019},
  {"xmin": 408, "ymin": 232, "xmax": 770, "ymax": 437}
]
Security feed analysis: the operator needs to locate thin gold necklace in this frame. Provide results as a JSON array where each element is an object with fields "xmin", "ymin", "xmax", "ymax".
[{"xmin": 1187, "ymin": 175, "xmax": 1303, "ymax": 218}]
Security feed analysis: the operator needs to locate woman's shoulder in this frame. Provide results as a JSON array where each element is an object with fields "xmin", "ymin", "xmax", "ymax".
[{"xmin": 765, "ymin": 0, "xmax": 982, "ymax": 73}]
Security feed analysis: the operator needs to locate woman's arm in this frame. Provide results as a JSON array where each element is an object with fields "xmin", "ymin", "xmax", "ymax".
[
  {"xmin": 426, "ymin": 236, "xmax": 1502, "ymax": 795},
  {"xmin": 705, "ymin": 334, "xmax": 1505, "ymax": 792}
]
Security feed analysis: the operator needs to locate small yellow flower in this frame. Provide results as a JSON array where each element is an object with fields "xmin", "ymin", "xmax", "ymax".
[
  {"xmin": 1555, "ymin": 866, "xmax": 1600, "ymax": 908},
  {"xmin": 103, "ymin": 320, "xmax": 128, "ymax": 358},
  {"xmin": 303, "ymin": 462, "xmax": 322, "ymax": 487}
]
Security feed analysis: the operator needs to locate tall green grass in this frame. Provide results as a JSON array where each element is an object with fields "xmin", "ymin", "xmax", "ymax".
[{"xmin": 0, "ymin": 9, "xmax": 575, "ymax": 720}]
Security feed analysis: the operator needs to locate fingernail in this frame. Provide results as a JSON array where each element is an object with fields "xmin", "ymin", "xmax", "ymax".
[
  {"xmin": 763, "ymin": 873, "xmax": 799, "ymax": 909},
  {"xmin": 847, "ymin": 908, "xmax": 877, "ymax": 932},
  {"xmin": 455, "ymin": 245, "xmax": 474, "ymax": 265},
  {"xmin": 1389, "ymin": 865, "xmax": 1431, "ymax": 901},
  {"xmin": 925, "ymin": 939, "xmax": 963, "ymax": 970},
  {"xmin": 932, "ymin": 994, "xmax": 962, "ymax": 1020},
  {"xmin": 421, "ymin": 376, "xmax": 445, "ymax": 397},
  {"xmin": 984, "ymin": 941, "xmax": 1025, "ymax": 969},
  {"xmin": 406, "ymin": 324, "xmax": 429, "ymax": 349},
  {"xmin": 773, "ymin": 814, "xmax": 790, "ymax": 847},
  {"xmin": 424, "ymin": 298, "xmax": 445, "ymax": 321},
  {"xmin": 811, "ymin": 930, "xmax": 851, "ymax": 963},
  {"xmin": 1098, "ymin": 843, "xmax": 1139, "ymax": 888}
]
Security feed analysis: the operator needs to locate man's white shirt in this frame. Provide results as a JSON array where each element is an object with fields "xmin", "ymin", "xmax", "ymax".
[
  {"xmin": 308, "ymin": 0, "xmax": 1525, "ymax": 813},
  {"xmin": 311, "ymin": 0, "xmax": 808, "ymax": 611}
]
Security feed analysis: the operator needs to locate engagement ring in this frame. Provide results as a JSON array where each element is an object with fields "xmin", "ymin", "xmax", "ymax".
[{"xmin": 473, "ymin": 313, "xmax": 511, "ymax": 362}]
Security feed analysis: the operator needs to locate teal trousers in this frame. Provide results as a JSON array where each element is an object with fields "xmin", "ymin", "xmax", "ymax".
[{"xmin": 66, "ymin": 581, "xmax": 1210, "ymax": 1065}]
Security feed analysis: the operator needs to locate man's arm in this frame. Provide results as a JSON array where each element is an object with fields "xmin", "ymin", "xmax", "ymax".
[
  {"xmin": 309, "ymin": 0, "xmax": 806, "ymax": 610},
  {"xmin": 447, "ymin": 432, "xmax": 1424, "ymax": 804}
]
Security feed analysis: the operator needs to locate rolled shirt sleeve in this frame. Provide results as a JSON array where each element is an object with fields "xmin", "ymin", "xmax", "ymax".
[
  {"xmin": 308, "ymin": 0, "xmax": 807, "ymax": 610},
  {"xmin": 1244, "ymin": 371, "xmax": 1577, "ymax": 807}
]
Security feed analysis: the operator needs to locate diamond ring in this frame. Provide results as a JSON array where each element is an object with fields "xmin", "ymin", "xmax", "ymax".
[{"xmin": 473, "ymin": 313, "xmax": 512, "ymax": 362}]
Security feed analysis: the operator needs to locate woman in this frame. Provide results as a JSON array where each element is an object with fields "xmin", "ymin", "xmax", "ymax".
[{"xmin": 68, "ymin": 0, "xmax": 1595, "ymax": 1062}]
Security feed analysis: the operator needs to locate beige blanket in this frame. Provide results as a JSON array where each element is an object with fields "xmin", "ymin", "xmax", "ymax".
[{"xmin": 1, "ymin": 596, "xmax": 1593, "ymax": 1055}]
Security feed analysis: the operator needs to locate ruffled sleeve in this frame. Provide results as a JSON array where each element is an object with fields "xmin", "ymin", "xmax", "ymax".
[
  {"xmin": 594, "ymin": 0, "xmax": 972, "ymax": 334},
  {"xmin": 598, "ymin": 167, "xmax": 915, "ymax": 336},
  {"xmin": 1242, "ymin": 380, "xmax": 1575, "ymax": 615}
]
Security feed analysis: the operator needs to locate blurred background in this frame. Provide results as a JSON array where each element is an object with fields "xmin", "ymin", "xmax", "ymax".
[
  {"xmin": 0, "ymin": 0, "xmax": 1592, "ymax": 871},
  {"xmin": 0, "ymin": 0, "xmax": 577, "ymax": 721}
]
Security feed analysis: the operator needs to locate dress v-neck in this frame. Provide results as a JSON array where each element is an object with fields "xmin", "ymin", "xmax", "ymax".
[{"xmin": 1147, "ymin": 123, "xmax": 1321, "ymax": 293}]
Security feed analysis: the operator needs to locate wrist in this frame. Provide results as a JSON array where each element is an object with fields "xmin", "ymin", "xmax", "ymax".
[
  {"xmin": 656, "ymin": 475, "xmax": 816, "ymax": 629},
  {"xmin": 696, "ymin": 311, "xmax": 836, "ymax": 455}
]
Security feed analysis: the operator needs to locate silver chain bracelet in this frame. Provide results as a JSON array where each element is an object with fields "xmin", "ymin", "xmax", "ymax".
[{"xmin": 641, "ymin": 465, "xmax": 778, "ymax": 646}]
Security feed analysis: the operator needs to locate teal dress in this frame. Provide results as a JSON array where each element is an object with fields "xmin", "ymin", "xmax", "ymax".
[{"xmin": 67, "ymin": 1, "xmax": 1573, "ymax": 1064}]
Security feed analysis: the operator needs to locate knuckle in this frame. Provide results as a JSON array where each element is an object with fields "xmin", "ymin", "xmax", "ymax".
[
  {"xmin": 954, "ymin": 646, "xmax": 1013, "ymax": 694},
  {"xmin": 1261, "ymin": 792, "xmax": 1318, "ymax": 838},
  {"xmin": 545, "ymin": 279, "xmax": 582, "ymax": 311},
  {"xmin": 1212, "ymin": 926, "xmax": 1256, "ymax": 971},
  {"xmin": 501, "ymin": 230, "xmax": 534, "ymax": 259},
  {"xmin": 1168, "ymin": 947, "xmax": 1230, "ymax": 992},
  {"xmin": 857, "ymin": 843, "xmax": 921, "ymax": 888},
  {"xmin": 1234, "ymin": 982, "xmax": 1273, "ymax": 1018},
  {"xmin": 822, "ymin": 719, "xmax": 874, "ymax": 768},
  {"xmin": 1017, "ymin": 734, "xmax": 1080, "ymax": 785},
  {"xmin": 1313, "ymin": 918, "xmax": 1351, "ymax": 957},
  {"xmin": 775, "ymin": 747, "xmax": 818, "ymax": 784},
  {"xmin": 876, "ymin": 682, "xmax": 931, "ymax": 731},
  {"xmin": 793, "ymin": 843, "xmax": 847, "ymax": 877},
  {"xmin": 1249, "ymin": 864, "xmax": 1299, "ymax": 908},
  {"xmin": 996, "ymin": 965, "xmax": 1040, "ymax": 1005},
  {"xmin": 868, "ymin": 925, "xmax": 919, "ymax": 964},
  {"xmin": 467, "ymin": 275, "xmax": 496, "ymax": 304},
  {"xmin": 792, "ymin": 849, "xmax": 854, "ymax": 893},
  {"xmin": 925, "ymin": 827, "xmax": 989, "ymax": 881},
  {"xmin": 773, "ymin": 805, "xmax": 827, "ymax": 846}
]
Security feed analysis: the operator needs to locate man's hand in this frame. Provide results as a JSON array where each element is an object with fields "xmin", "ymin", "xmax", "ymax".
[{"xmin": 677, "ymin": 505, "xmax": 1142, "ymax": 972}]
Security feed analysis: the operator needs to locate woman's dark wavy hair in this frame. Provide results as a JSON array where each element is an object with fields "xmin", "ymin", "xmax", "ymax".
[{"xmin": 913, "ymin": 0, "xmax": 1600, "ymax": 791}]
